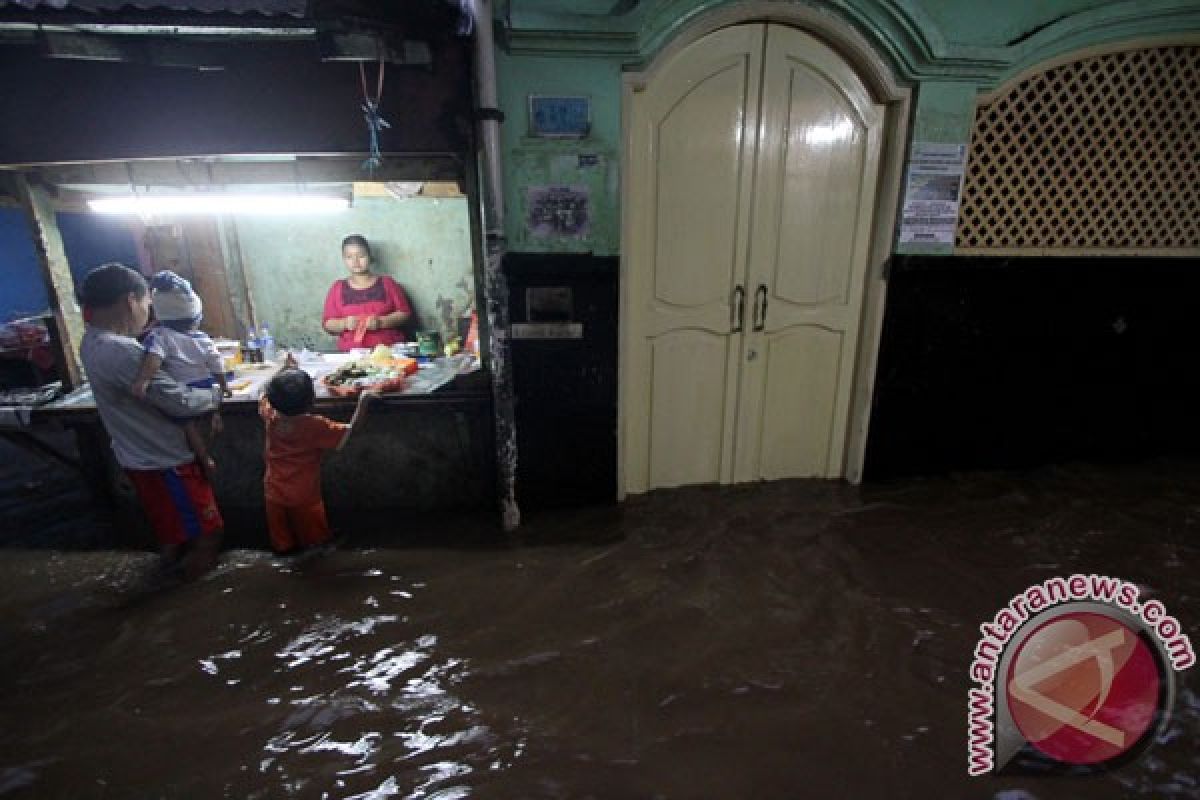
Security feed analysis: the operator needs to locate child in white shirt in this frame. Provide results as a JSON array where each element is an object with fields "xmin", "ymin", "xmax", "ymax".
[
  {"xmin": 79, "ymin": 263, "xmax": 224, "ymax": 579},
  {"xmin": 132, "ymin": 271, "xmax": 231, "ymax": 477}
]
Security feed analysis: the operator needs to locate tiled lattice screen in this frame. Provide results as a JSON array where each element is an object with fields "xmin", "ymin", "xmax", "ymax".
[{"xmin": 956, "ymin": 46, "xmax": 1200, "ymax": 252}]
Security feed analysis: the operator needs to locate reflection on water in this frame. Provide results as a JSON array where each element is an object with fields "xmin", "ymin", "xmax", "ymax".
[{"xmin": 1, "ymin": 459, "xmax": 1199, "ymax": 797}]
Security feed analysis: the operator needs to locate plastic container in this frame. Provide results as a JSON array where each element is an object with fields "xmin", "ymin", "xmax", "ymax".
[
  {"xmin": 416, "ymin": 331, "xmax": 442, "ymax": 362},
  {"xmin": 259, "ymin": 322, "xmax": 277, "ymax": 363}
]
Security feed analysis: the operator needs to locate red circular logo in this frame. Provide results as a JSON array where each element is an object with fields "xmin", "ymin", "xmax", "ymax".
[{"xmin": 1005, "ymin": 611, "xmax": 1161, "ymax": 765}]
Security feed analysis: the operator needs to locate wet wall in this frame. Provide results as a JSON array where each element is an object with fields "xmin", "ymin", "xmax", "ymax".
[{"xmin": 865, "ymin": 255, "xmax": 1200, "ymax": 478}]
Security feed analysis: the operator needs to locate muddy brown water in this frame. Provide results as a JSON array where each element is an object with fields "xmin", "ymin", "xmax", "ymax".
[{"xmin": 1, "ymin": 444, "xmax": 1198, "ymax": 798}]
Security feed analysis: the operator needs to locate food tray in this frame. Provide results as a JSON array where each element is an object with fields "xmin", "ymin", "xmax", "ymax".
[
  {"xmin": 323, "ymin": 374, "xmax": 410, "ymax": 397},
  {"xmin": 321, "ymin": 357, "xmax": 418, "ymax": 397}
]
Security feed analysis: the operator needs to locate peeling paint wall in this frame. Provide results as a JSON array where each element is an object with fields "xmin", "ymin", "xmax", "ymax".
[
  {"xmin": 496, "ymin": 52, "xmax": 622, "ymax": 255},
  {"xmin": 224, "ymin": 196, "xmax": 476, "ymax": 350}
]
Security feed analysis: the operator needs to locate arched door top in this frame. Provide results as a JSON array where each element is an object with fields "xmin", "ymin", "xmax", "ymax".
[{"xmin": 628, "ymin": 1, "xmax": 908, "ymax": 106}]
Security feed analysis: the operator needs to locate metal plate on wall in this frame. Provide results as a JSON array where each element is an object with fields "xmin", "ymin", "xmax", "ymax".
[{"xmin": 512, "ymin": 322, "xmax": 583, "ymax": 339}]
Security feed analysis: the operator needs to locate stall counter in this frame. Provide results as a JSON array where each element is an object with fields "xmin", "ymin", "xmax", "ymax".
[
  {"xmin": 39, "ymin": 351, "xmax": 480, "ymax": 416},
  {"xmin": 12, "ymin": 356, "xmax": 496, "ymax": 546}
]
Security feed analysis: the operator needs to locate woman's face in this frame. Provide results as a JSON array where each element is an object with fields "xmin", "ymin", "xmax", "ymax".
[{"xmin": 342, "ymin": 244, "xmax": 372, "ymax": 276}]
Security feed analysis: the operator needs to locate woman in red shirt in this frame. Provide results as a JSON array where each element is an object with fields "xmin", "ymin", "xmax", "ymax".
[{"xmin": 322, "ymin": 234, "xmax": 413, "ymax": 351}]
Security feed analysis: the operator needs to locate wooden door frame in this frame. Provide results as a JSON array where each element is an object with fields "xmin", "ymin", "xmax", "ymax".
[{"xmin": 618, "ymin": 3, "xmax": 912, "ymax": 497}]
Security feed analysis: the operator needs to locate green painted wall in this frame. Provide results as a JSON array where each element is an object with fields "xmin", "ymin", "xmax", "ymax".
[
  {"xmin": 222, "ymin": 196, "xmax": 475, "ymax": 350},
  {"xmin": 494, "ymin": 0, "xmax": 1200, "ymax": 255},
  {"xmin": 916, "ymin": 0, "xmax": 1105, "ymax": 48},
  {"xmin": 495, "ymin": 51, "xmax": 623, "ymax": 255}
]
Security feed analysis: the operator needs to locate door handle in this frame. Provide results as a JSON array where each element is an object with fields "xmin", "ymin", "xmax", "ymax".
[
  {"xmin": 731, "ymin": 285, "xmax": 745, "ymax": 333},
  {"xmin": 753, "ymin": 284, "xmax": 768, "ymax": 332}
]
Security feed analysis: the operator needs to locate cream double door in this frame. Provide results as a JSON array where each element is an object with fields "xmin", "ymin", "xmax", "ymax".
[{"xmin": 622, "ymin": 23, "xmax": 884, "ymax": 493}]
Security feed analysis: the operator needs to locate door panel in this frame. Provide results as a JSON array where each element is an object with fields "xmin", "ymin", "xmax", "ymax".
[
  {"xmin": 649, "ymin": 330, "xmax": 735, "ymax": 488},
  {"xmin": 653, "ymin": 60, "xmax": 752, "ymax": 309},
  {"xmin": 773, "ymin": 67, "xmax": 866, "ymax": 307},
  {"xmin": 734, "ymin": 25, "xmax": 884, "ymax": 481},
  {"xmin": 624, "ymin": 24, "xmax": 765, "ymax": 494},
  {"xmin": 758, "ymin": 327, "xmax": 843, "ymax": 479}
]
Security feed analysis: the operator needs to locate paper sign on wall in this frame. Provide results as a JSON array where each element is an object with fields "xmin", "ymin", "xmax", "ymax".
[
  {"xmin": 526, "ymin": 185, "xmax": 590, "ymax": 239},
  {"xmin": 899, "ymin": 142, "xmax": 967, "ymax": 245}
]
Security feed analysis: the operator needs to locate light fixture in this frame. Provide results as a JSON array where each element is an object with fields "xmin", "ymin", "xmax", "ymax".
[{"xmin": 87, "ymin": 194, "xmax": 350, "ymax": 215}]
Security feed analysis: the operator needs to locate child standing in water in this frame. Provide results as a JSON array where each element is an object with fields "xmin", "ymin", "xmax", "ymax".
[
  {"xmin": 131, "ymin": 271, "xmax": 231, "ymax": 477},
  {"xmin": 259, "ymin": 355, "xmax": 376, "ymax": 554}
]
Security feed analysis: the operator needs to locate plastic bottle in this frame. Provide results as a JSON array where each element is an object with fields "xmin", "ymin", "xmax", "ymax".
[
  {"xmin": 259, "ymin": 322, "xmax": 277, "ymax": 363},
  {"xmin": 244, "ymin": 325, "xmax": 260, "ymax": 363}
]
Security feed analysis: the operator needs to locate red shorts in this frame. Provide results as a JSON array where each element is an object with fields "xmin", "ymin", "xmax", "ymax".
[
  {"xmin": 265, "ymin": 500, "xmax": 332, "ymax": 553},
  {"xmin": 125, "ymin": 462, "xmax": 224, "ymax": 545}
]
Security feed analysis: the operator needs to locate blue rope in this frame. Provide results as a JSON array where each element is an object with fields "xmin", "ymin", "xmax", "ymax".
[{"xmin": 361, "ymin": 99, "xmax": 391, "ymax": 176}]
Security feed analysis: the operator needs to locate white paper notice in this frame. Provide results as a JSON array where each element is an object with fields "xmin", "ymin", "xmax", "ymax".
[{"xmin": 899, "ymin": 142, "xmax": 967, "ymax": 245}]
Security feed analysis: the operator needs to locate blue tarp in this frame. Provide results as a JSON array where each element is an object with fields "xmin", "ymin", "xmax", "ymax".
[
  {"xmin": 0, "ymin": 208, "xmax": 48, "ymax": 323},
  {"xmin": 0, "ymin": 209, "xmax": 141, "ymax": 324}
]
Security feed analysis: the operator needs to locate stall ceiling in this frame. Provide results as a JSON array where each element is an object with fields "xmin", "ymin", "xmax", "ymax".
[
  {"xmin": 0, "ymin": 0, "xmax": 474, "ymax": 166},
  {"xmin": 0, "ymin": 0, "xmax": 469, "ymax": 27},
  {"xmin": 0, "ymin": 36, "xmax": 472, "ymax": 165},
  {"xmin": 0, "ymin": 1, "xmax": 305, "ymax": 15}
]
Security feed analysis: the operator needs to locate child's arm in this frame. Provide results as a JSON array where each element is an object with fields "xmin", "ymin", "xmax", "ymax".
[
  {"xmin": 258, "ymin": 394, "xmax": 274, "ymax": 422},
  {"xmin": 336, "ymin": 389, "xmax": 379, "ymax": 451},
  {"xmin": 197, "ymin": 335, "xmax": 233, "ymax": 398},
  {"xmin": 118, "ymin": 340, "xmax": 220, "ymax": 418},
  {"xmin": 132, "ymin": 350, "xmax": 164, "ymax": 399}
]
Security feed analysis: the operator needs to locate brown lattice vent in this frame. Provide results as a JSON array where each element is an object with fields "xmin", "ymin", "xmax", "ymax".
[{"xmin": 956, "ymin": 46, "xmax": 1200, "ymax": 253}]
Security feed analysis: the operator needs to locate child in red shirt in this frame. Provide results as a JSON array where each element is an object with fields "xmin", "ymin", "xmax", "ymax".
[{"xmin": 259, "ymin": 355, "xmax": 376, "ymax": 553}]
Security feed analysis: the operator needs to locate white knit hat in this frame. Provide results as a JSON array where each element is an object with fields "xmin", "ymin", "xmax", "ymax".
[{"xmin": 150, "ymin": 270, "xmax": 203, "ymax": 323}]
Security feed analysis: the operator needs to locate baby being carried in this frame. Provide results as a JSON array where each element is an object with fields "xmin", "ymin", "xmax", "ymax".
[{"xmin": 132, "ymin": 270, "xmax": 231, "ymax": 477}]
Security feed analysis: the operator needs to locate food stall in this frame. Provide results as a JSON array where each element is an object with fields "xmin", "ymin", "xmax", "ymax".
[{"xmin": 14, "ymin": 170, "xmax": 499, "ymax": 543}]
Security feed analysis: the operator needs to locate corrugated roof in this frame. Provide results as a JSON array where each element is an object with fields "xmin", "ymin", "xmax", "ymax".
[{"xmin": 0, "ymin": 1, "xmax": 305, "ymax": 15}]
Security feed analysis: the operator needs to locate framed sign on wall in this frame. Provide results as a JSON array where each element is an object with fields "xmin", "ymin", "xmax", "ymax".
[{"xmin": 528, "ymin": 95, "xmax": 591, "ymax": 138}]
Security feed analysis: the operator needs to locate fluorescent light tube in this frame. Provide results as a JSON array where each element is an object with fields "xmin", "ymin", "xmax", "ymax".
[{"xmin": 87, "ymin": 194, "xmax": 349, "ymax": 215}]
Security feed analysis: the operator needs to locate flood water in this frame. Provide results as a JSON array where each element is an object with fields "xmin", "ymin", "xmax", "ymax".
[{"xmin": 1, "ymin": 440, "xmax": 1198, "ymax": 799}]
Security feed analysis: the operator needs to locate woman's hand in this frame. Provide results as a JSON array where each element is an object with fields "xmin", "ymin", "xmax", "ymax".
[
  {"xmin": 366, "ymin": 316, "xmax": 381, "ymax": 331},
  {"xmin": 342, "ymin": 315, "xmax": 357, "ymax": 333}
]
